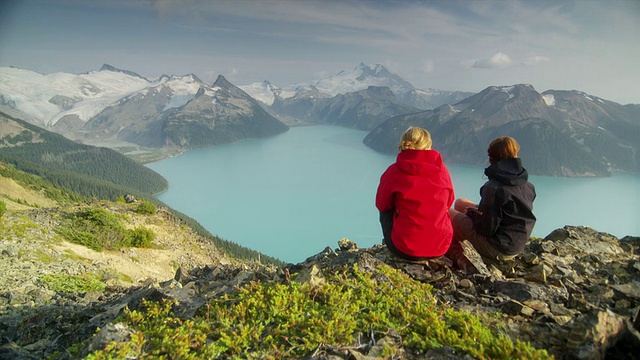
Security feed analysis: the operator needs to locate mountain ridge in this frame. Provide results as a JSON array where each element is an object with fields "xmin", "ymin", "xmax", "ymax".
[
  {"xmin": 364, "ymin": 84, "xmax": 640, "ymax": 177},
  {"xmin": 1, "ymin": 64, "xmax": 638, "ymax": 176}
]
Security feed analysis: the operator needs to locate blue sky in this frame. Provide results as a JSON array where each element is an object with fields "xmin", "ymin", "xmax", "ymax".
[{"xmin": 1, "ymin": 0, "xmax": 639, "ymax": 104}]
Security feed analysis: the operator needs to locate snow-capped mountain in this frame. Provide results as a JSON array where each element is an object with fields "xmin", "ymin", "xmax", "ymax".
[
  {"xmin": 250, "ymin": 63, "xmax": 472, "ymax": 130},
  {"xmin": 78, "ymin": 73, "xmax": 208, "ymax": 146},
  {"xmin": 240, "ymin": 63, "xmax": 471, "ymax": 109},
  {"xmin": 0, "ymin": 65, "xmax": 288, "ymax": 149},
  {"xmin": 238, "ymin": 81, "xmax": 295, "ymax": 106},
  {"xmin": 80, "ymin": 73, "xmax": 287, "ymax": 148},
  {"xmin": 0, "ymin": 65, "xmax": 151, "ymax": 127},
  {"xmin": 270, "ymin": 85, "xmax": 421, "ymax": 131},
  {"xmin": 311, "ymin": 63, "xmax": 415, "ymax": 97}
]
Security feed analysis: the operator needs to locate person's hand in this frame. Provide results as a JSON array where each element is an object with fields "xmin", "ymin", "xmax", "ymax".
[{"xmin": 465, "ymin": 207, "xmax": 482, "ymax": 217}]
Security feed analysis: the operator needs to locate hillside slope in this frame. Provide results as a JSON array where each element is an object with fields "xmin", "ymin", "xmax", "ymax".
[
  {"xmin": 0, "ymin": 111, "xmax": 168, "ymax": 199},
  {"xmin": 0, "ymin": 169, "xmax": 232, "ymax": 286}
]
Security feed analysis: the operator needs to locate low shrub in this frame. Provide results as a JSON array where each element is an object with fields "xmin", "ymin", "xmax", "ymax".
[
  {"xmin": 84, "ymin": 265, "xmax": 551, "ymax": 359},
  {"xmin": 135, "ymin": 200, "xmax": 157, "ymax": 215},
  {"xmin": 128, "ymin": 227, "xmax": 155, "ymax": 248},
  {"xmin": 0, "ymin": 200, "xmax": 5, "ymax": 218},
  {"xmin": 57, "ymin": 227, "xmax": 103, "ymax": 251},
  {"xmin": 56, "ymin": 207, "xmax": 154, "ymax": 251}
]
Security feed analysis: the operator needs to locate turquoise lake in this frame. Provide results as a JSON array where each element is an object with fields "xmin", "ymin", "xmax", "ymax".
[{"xmin": 147, "ymin": 125, "xmax": 640, "ymax": 264}]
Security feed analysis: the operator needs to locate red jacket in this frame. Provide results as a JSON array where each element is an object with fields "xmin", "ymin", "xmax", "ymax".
[{"xmin": 376, "ymin": 149, "xmax": 455, "ymax": 257}]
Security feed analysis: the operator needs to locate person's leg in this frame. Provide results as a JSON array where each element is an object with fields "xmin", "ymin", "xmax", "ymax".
[
  {"xmin": 379, "ymin": 210, "xmax": 394, "ymax": 245},
  {"xmin": 448, "ymin": 212, "xmax": 515, "ymax": 264},
  {"xmin": 446, "ymin": 212, "xmax": 473, "ymax": 260},
  {"xmin": 454, "ymin": 198, "xmax": 477, "ymax": 212},
  {"xmin": 463, "ymin": 231, "xmax": 516, "ymax": 263}
]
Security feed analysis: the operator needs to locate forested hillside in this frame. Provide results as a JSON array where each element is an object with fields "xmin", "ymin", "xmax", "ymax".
[{"xmin": 0, "ymin": 111, "xmax": 167, "ymax": 199}]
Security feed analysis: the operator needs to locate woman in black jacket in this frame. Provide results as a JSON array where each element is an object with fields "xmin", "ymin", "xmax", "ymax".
[{"xmin": 448, "ymin": 136, "xmax": 536, "ymax": 263}]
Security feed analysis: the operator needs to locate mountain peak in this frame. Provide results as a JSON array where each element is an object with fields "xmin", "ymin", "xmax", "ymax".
[
  {"xmin": 312, "ymin": 62, "xmax": 415, "ymax": 97},
  {"xmin": 212, "ymin": 75, "xmax": 231, "ymax": 87},
  {"xmin": 455, "ymin": 84, "xmax": 542, "ymax": 109},
  {"xmin": 355, "ymin": 63, "xmax": 389, "ymax": 78},
  {"xmin": 213, "ymin": 75, "xmax": 256, "ymax": 100},
  {"xmin": 486, "ymin": 84, "xmax": 536, "ymax": 95}
]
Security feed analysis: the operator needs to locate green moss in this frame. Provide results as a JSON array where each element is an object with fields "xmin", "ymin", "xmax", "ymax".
[{"xmin": 84, "ymin": 265, "xmax": 551, "ymax": 359}]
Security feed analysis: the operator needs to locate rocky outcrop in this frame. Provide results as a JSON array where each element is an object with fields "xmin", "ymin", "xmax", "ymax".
[{"xmin": 0, "ymin": 226, "xmax": 638, "ymax": 359}]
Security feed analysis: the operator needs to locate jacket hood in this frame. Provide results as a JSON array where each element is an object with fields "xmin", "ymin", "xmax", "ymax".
[
  {"xmin": 484, "ymin": 158, "xmax": 529, "ymax": 186},
  {"xmin": 396, "ymin": 149, "xmax": 445, "ymax": 176}
]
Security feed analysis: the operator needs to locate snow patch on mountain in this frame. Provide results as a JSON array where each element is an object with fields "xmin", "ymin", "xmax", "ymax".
[
  {"xmin": 0, "ymin": 67, "xmax": 150, "ymax": 126},
  {"xmin": 499, "ymin": 86, "xmax": 515, "ymax": 101},
  {"xmin": 157, "ymin": 74, "xmax": 206, "ymax": 111},
  {"xmin": 239, "ymin": 81, "xmax": 294, "ymax": 106},
  {"xmin": 543, "ymin": 94, "xmax": 556, "ymax": 106}
]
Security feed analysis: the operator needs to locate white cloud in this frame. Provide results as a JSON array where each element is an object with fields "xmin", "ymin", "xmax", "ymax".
[
  {"xmin": 471, "ymin": 53, "xmax": 513, "ymax": 69},
  {"xmin": 523, "ymin": 55, "xmax": 551, "ymax": 65}
]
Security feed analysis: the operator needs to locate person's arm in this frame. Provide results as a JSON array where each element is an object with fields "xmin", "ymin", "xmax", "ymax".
[
  {"xmin": 376, "ymin": 169, "xmax": 396, "ymax": 243},
  {"xmin": 375, "ymin": 170, "xmax": 394, "ymax": 212},
  {"xmin": 472, "ymin": 183, "xmax": 505, "ymax": 236}
]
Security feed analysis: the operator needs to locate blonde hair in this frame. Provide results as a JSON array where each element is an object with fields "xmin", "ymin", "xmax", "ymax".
[
  {"xmin": 488, "ymin": 136, "xmax": 520, "ymax": 164},
  {"xmin": 398, "ymin": 127, "xmax": 432, "ymax": 151}
]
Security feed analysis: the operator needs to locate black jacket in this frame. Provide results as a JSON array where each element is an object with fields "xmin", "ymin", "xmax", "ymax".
[{"xmin": 471, "ymin": 158, "xmax": 536, "ymax": 255}]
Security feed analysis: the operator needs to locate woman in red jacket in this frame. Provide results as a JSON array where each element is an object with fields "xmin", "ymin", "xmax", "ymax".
[{"xmin": 376, "ymin": 127, "xmax": 455, "ymax": 260}]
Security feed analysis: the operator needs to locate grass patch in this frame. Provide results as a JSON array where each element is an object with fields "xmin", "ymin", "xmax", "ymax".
[
  {"xmin": 33, "ymin": 248, "xmax": 57, "ymax": 264},
  {"xmin": 1, "ymin": 214, "xmax": 38, "ymax": 238},
  {"xmin": 62, "ymin": 249, "xmax": 88, "ymax": 261},
  {"xmin": 40, "ymin": 273, "xmax": 106, "ymax": 293},
  {"xmin": 118, "ymin": 272, "xmax": 134, "ymax": 284}
]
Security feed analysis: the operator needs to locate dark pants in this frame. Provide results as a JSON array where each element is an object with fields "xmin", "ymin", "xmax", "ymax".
[{"xmin": 380, "ymin": 210, "xmax": 435, "ymax": 261}]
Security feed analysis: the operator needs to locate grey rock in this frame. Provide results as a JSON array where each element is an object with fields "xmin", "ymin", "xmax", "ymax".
[
  {"xmin": 81, "ymin": 323, "xmax": 134, "ymax": 358},
  {"xmin": 566, "ymin": 309, "xmax": 628, "ymax": 360}
]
